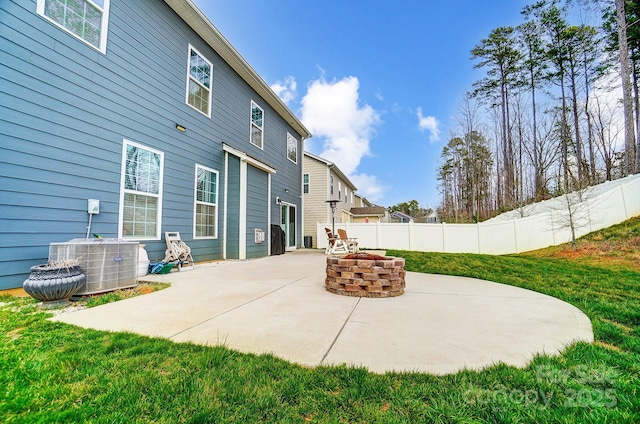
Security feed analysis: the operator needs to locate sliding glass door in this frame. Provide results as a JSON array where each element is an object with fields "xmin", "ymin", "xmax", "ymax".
[{"xmin": 280, "ymin": 203, "xmax": 296, "ymax": 250}]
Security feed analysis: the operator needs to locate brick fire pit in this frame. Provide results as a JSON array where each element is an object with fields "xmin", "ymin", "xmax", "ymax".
[{"xmin": 325, "ymin": 253, "xmax": 406, "ymax": 298}]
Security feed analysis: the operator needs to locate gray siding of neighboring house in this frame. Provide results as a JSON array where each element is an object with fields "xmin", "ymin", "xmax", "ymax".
[
  {"xmin": 246, "ymin": 165, "xmax": 268, "ymax": 259},
  {"xmin": 0, "ymin": 0, "xmax": 304, "ymax": 290}
]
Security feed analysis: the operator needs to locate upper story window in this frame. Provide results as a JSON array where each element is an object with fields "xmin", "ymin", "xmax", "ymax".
[
  {"xmin": 330, "ymin": 175, "xmax": 334, "ymax": 196},
  {"xmin": 287, "ymin": 133, "xmax": 297, "ymax": 163},
  {"xmin": 338, "ymin": 181, "xmax": 342, "ymax": 200},
  {"xmin": 250, "ymin": 101, "xmax": 264, "ymax": 149},
  {"xmin": 37, "ymin": 0, "xmax": 110, "ymax": 53},
  {"xmin": 194, "ymin": 165, "xmax": 218, "ymax": 239},
  {"xmin": 120, "ymin": 140, "xmax": 163, "ymax": 240},
  {"xmin": 186, "ymin": 45, "xmax": 212, "ymax": 117},
  {"xmin": 303, "ymin": 173, "xmax": 309, "ymax": 194}
]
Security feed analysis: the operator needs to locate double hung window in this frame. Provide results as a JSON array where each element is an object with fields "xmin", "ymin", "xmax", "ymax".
[
  {"xmin": 37, "ymin": 0, "xmax": 110, "ymax": 53},
  {"xmin": 287, "ymin": 133, "xmax": 297, "ymax": 163},
  {"xmin": 194, "ymin": 165, "xmax": 218, "ymax": 238},
  {"xmin": 250, "ymin": 101, "xmax": 264, "ymax": 149},
  {"xmin": 120, "ymin": 141, "xmax": 163, "ymax": 239},
  {"xmin": 186, "ymin": 46, "xmax": 212, "ymax": 116},
  {"xmin": 303, "ymin": 173, "xmax": 309, "ymax": 194}
]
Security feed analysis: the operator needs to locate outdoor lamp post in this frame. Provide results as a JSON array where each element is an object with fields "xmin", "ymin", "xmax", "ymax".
[{"xmin": 326, "ymin": 199, "xmax": 339, "ymax": 236}]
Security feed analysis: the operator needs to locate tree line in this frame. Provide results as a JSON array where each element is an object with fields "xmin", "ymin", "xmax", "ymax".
[{"xmin": 437, "ymin": 0, "xmax": 640, "ymax": 223}]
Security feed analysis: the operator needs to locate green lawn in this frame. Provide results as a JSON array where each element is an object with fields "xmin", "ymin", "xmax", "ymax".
[{"xmin": 2, "ymin": 220, "xmax": 640, "ymax": 423}]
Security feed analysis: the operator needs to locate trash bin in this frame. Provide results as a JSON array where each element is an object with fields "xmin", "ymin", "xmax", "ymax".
[
  {"xmin": 271, "ymin": 224, "xmax": 285, "ymax": 255},
  {"xmin": 304, "ymin": 236, "xmax": 312, "ymax": 248}
]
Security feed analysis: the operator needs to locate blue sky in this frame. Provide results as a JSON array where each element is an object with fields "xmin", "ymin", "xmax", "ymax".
[{"xmin": 193, "ymin": 0, "xmax": 531, "ymax": 208}]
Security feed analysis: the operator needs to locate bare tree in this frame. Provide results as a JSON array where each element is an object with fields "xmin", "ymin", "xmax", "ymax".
[
  {"xmin": 523, "ymin": 105, "xmax": 562, "ymax": 199},
  {"xmin": 551, "ymin": 184, "xmax": 596, "ymax": 249},
  {"xmin": 591, "ymin": 92, "xmax": 623, "ymax": 180}
]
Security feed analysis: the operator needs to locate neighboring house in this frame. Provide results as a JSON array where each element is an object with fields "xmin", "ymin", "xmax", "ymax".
[
  {"xmin": 424, "ymin": 211, "xmax": 440, "ymax": 223},
  {"xmin": 0, "ymin": 0, "xmax": 311, "ymax": 290},
  {"xmin": 350, "ymin": 206, "xmax": 387, "ymax": 223},
  {"xmin": 351, "ymin": 193, "xmax": 390, "ymax": 223},
  {"xmin": 302, "ymin": 152, "xmax": 357, "ymax": 248},
  {"xmin": 390, "ymin": 211, "xmax": 414, "ymax": 223},
  {"xmin": 353, "ymin": 193, "xmax": 371, "ymax": 208}
]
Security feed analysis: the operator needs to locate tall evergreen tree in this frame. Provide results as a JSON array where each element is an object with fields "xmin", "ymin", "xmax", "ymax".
[
  {"xmin": 471, "ymin": 26, "xmax": 523, "ymax": 207},
  {"xmin": 517, "ymin": 19, "xmax": 550, "ymax": 198}
]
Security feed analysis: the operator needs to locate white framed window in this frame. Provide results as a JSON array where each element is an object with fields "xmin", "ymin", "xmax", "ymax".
[
  {"xmin": 119, "ymin": 140, "xmax": 163, "ymax": 240},
  {"xmin": 330, "ymin": 175, "xmax": 334, "ymax": 196},
  {"xmin": 338, "ymin": 181, "xmax": 342, "ymax": 200},
  {"xmin": 250, "ymin": 101, "xmax": 264, "ymax": 149},
  {"xmin": 303, "ymin": 173, "xmax": 309, "ymax": 194},
  {"xmin": 286, "ymin": 133, "xmax": 297, "ymax": 163},
  {"xmin": 194, "ymin": 164, "xmax": 218, "ymax": 239},
  {"xmin": 37, "ymin": 0, "xmax": 110, "ymax": 53},
  {"xmin": 186, "ymin": 45, "xmax": 212, "ymax": 117}
]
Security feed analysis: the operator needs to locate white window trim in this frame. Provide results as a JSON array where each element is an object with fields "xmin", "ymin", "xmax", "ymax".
[
  {"xmin": 193, "ymin": 164, "xmax": 219, "ymax": 239},
  {"xmin": 36, "ymin": 0, "xmax": 110, "ymax": 54},
  {"xmin": 185, "ymin": 44, "xmax": 213, "ymax": 117},
  {"xmin": 250, "ymin": 100, "xmax": 264, "ymax": 149},
  {"xmin": 118, "ymin": 139, "xmax": 164, "ymax": 240},
  {"xmin": 286, "ymin": 132, "xmax": 297, "ymax": 164}
]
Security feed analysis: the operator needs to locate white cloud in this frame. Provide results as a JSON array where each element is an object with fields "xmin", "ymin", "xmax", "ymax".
[
  {"xmin": 417, "ymin": 107, "xmax": 441, "ymax": 142},
  {"xmin": 301, "ymin": 76, "xmax": 379, "ymax": 175},
  {"xmin": 391, "ymin": 102, "xmax": 403, "ymax": 115},
  {"xmin": 349, "ymin": 173, "xmax": 389, "ymax": 202},
  {"xmin": 301, "ymin": 76, "xmax": 385, "ymax": 200},
  {"xmin": 270, "ymin": 76, "xmax": 297, "ymax": 105}
]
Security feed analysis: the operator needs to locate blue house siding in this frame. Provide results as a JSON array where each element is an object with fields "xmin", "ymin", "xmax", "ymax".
[
  {"xmin": 246, "ymin": 165, "xmax": 269, "ymax": 259},
  {"xmin": 0, "ymin": 0, "xmax": 308, "ymax": 290}
]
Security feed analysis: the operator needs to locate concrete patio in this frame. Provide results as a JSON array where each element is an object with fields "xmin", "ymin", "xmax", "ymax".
[{"xmin": 51, "ymin": 249, "xmax": 593, "ymax": 375}]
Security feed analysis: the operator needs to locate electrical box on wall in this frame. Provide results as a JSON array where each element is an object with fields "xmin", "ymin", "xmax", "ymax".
[
  {"xmin": 255, "ymin": 229, "xmax": 265, "ymax": 244},
  {"xmin": 88, "ymin": 199, "xmax": 100, "ymax": 214}
]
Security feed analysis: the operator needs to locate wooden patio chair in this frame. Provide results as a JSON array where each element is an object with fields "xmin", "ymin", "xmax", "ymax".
[
  {"xmin": 325, "ymin": 227, "xmax": 349, "ymax": 255},
  {"xmin": 337, "ymin": 228, "xmax": 359, "ymax": 253}
]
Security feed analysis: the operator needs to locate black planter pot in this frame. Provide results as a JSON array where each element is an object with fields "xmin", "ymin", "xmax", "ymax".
[{"xmin": 23, "ymin": 264, "xmax": 86, "ymax": 302}]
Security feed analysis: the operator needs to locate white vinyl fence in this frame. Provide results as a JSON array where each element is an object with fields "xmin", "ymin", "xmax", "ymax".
[{"xmin": 316, "ymin": 174, "xmax": 640, "ymax": 255}]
